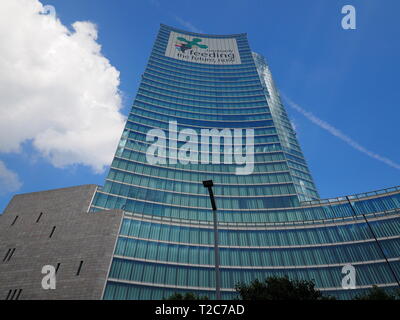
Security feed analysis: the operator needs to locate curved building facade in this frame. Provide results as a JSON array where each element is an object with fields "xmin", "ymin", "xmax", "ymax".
[{"xmin": 90, "ymin": 24, "xmax": 400, "ymax": 299}]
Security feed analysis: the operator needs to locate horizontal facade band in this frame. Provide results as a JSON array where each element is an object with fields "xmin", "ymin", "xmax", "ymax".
[
  {"xmin": 146, "ymin": 65, "xmax": 260, "ymax": 82},
  {"xmin": 143, "ymin": 72, "xmax": 262, "ymax": 90},
  {"xmin": 118, "ymin": 233, "xmax": 400, "ymax": 250},
  {"xmin": 110, "ymin": 155, "xmax": 316, "ymax": 187},
  {"xmin": 125, "ymin": 119, "xmax": 279, "ymax": 138},
  {"xmin": 105, "ymin": 177, "xmax": 296, "ymax": 199},
  {"xmin": 119, "ymin": 210, "xmax": 400, "ymax": 230},
  {"xmin": 135, "ymin": 93, "xmax": 270, "ymax": 113},
  {"xmin": 149, "ymin": 57, "xmax": 258, "ymax": 74},
  {"xmin": 112, "ymin": 155, "xmax": 293, "ymax": 176},
  {"xmin": 132, "ymin": 104, "xmax": 273, "ymax": 124},
  {"xmin": 138, "ymin": 87, "xmax": 268, "ymax": 105},
  {"xmin": 106, "ymin": 278, "xmax": 399, "ymax": 293},
  {"xmin": 134, "ymin": 95, "xmax": 269, "ymax": 116},
  {"xmin": 121, "ymin": 135, "xmax": 306, "ymax": 165},
  {"xmin": 128, "ymin": 111, "xmax": 275, "ymax": 129},
  {"xmin": 146, "ymin": 68, "xmax": 260, "ymax": 85},
  {"xmin": 111, "ymin": 254, "xmax": 400, "ymax": 271},
  {"xmin": 95, "ymin": 189, "xmax": 298, "ymax": 211},
  {"xmin": 119, "ymin": 138, "xmax": 308, "ymax": 169},
  {"xmin": 107, "ymin": 166, "xmax": 297, "ymax": 187}
]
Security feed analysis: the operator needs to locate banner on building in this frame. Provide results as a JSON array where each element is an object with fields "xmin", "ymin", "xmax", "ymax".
[{"xmin": 165, "ymin": 31, "xmax": 241, "ymax": 65}]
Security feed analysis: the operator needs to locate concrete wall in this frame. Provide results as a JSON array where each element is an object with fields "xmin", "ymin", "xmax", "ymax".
[{"xmin": 0, "ymin": 184, "xmax": 122, "ymax": 300}]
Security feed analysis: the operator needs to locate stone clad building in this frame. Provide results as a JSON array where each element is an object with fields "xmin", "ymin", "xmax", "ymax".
[{"xmin": 0, "ymin": 185, "xmax": 123, "ymax": 300}]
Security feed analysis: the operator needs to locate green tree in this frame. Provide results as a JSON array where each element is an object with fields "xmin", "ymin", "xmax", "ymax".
[
  {"xmin": 353, "ymin": 286, "xmax": 399, "ymax": 300},
  {"xmin": 165, "ymin": 292, "xmax": 209, "ymax": 300},
  {"xmin": 235, "ymin": 276, "xmax": 334, "ymax": 300}
]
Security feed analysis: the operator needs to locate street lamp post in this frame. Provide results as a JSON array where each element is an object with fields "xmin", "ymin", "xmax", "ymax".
[
  {"xmin": 346, "ymin": 196, "xmax": 400, "ymax": 287},
  {"xmin": 202, "ymin": 179, "xmax": 221, "ymax": 300}
]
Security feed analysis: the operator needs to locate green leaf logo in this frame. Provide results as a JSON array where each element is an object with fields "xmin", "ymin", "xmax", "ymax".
[{"xmin": 175, "ymin": 37, "xmax": 208, "ymax": 52}]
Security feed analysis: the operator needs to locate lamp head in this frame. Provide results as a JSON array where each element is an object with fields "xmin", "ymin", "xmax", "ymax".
[{"xmin": 202, "ymin": 180, "xmax": 214, "ymax": 188}]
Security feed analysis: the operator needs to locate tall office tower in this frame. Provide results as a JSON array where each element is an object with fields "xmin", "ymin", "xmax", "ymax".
[
  {"xmin": 90, "ymin": 25, "xmax": 400, "ymax": 299},
  {"xmin": 252, "ymin": 52, "xmax": 318, "ymax": 202}
]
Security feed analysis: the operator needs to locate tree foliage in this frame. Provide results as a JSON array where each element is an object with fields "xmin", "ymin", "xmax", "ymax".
[
  {"xmin": 235, "ymin": 276, "xmax": 333, "ymax": 300},
  {"xmin": 354, "ymin": 286, "xmax": 400, "ymax": 300},
  {"xmin": 165, "ymin": 292, "xmax": 209, "ymax": 300},
  {"xmin": 165, "ymin": 279, "xmax": 400, "ymax": 301}
]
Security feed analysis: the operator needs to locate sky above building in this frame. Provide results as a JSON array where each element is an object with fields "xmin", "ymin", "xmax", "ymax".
[{"xmin": 1, "ymin": 0, "xmax": 399, "ymax": 212}]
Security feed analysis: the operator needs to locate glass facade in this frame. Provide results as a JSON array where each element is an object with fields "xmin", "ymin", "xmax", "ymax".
[{"xmin": 90, "ymin": 24, "xmax": 400, "ymax": 299}]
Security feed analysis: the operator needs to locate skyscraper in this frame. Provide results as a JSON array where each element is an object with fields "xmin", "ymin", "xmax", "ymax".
[{"xmin": 89, "ymin": 24, "xmax": 400, "ymax": 299}]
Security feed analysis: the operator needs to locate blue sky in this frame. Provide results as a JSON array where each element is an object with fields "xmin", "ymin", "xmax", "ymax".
[{"xmin": 1, "ymin": 0, "xmax": 399, "ymax": 211}]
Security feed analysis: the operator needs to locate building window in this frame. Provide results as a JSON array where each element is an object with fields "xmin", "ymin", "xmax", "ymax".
[
  {"xmin": 76, "ymin": 260, "xmax": 83, "ymax": 276},
  {"xmin": 11, "ymin": 215, "xmax": 18, "ymax": 226},
  {"xmin": 36, "ymin": 212, "xmax": 43, "ymax": 223},
  {"xmin": 5, "ymin": 290, "xmax": 12, "ymax": 300},
  {"xmin": 5, "ymin": 289, "xmax": 22, "ymax": 300},
  {"xmin": 15, "ymin": 289, "xmax": 22, "ymax": 300},
  {"xmin": 49, "ymin": 226, "xmax": 56, "ymax": 238},
  {"xmin": 2, "ymin": 248, "xmax": 15, "ymax": 262},
  {"xmin": 2, "ymin": 249, "xmax": 10, "ymax": 262}
]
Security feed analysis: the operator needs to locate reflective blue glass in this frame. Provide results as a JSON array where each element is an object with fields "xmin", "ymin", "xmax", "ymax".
[{"xmin": 91, "ymin": 24, "xmax": 400, "ymax": 300}]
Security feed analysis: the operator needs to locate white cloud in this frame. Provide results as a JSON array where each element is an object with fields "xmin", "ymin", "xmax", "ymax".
[
  {"xmin": 0, "ymin": 161, "xmax": 22, "ymax": 195},
  {"xmin": 283, "ymin": 95, "xmax": 400, "ymax": 171},
  {"xmin": 0, "ymin": 0, "xmax": 125, "ymax": 173}
]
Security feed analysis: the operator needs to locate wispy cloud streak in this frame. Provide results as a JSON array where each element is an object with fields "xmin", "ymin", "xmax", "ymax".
[
  {"xmin": 147, "ymin": 0, "xmax": 204, "ymax": 34},
  {"xmin": 174, "ymin": 16, "xmax": 203, "ymax": 34},
  {"xmin": 283, "ymin": 95, "xmax": 400, "ymax": 170}
]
